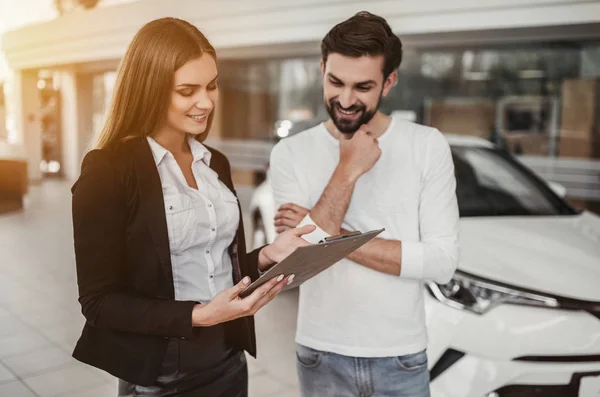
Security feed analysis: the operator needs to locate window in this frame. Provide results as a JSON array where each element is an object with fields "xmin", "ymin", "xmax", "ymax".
[{"xmin": 452, "ymin": 146, "xmax": 575, "ymax": 217}]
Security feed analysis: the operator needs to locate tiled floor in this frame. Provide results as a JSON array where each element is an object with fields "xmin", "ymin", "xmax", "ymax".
[{"xmin": 0, "ymin": 180, "xmax": 300, "ymax": 397}]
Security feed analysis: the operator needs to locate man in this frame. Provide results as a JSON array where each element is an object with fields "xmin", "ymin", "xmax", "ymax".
[{"xmin": 269, "ymin": 11, "xmax": 459, "ymax": 397}]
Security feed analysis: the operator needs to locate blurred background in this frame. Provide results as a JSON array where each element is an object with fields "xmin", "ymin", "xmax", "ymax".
[
  {"xmin": 1, "ymin": 0, "xmax": 599, "ymax": 212},
  {"xmin": 0, "ymin": 1, "xmax": 599, "ymax": 397}
]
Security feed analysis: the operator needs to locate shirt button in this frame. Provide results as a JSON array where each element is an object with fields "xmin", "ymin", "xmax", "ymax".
[
  {"xmin": 206, "ymin": 250, "xmax": 210, "ymax": 254},
  {"xmin": 169, "ymin": 206, "xmax": 173, "ymax": 210},
  {"xmin": 211, "ymin": 228, "xmax": 216, "ymax": 232},
  {"xmin": 207, "ymin": 203, "xmax": 212, "ymax": 208},
  {"xmin": 209, "ymin": 275, "xmax": 214, "ymax": 279}
]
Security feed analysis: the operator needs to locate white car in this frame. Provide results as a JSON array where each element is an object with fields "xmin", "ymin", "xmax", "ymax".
[{"xmin": 249, "ymin": 134, "xmax": 600, "ymax": 397}]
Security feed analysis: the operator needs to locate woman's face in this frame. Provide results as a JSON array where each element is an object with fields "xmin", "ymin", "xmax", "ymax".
[{"xmin": 166, "ymin": 54, "xmax": 219, "ymax": 137}]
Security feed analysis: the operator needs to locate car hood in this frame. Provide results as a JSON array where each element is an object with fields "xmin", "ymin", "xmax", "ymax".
[{"xmin": 459, "ymin": 211, "xmax": 600, "ymax": 301}]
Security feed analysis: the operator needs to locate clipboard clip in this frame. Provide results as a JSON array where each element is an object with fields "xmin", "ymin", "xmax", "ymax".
[{"xmin": 319, "ymin": 230, "xmax": 362, "ymax": 244}]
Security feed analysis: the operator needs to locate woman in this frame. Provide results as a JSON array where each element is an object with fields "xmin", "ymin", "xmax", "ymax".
[{"xmin": 71, "ymin": 17, "xmax": 314, "ymax": 397}]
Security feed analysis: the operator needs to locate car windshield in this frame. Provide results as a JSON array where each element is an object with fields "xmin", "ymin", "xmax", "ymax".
[{"xmin": 451, "ymin": 146, "xmax": 577, "ymax": 217}]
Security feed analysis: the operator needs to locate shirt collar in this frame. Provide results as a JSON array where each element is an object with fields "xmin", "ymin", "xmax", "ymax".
[
  {"xmin": 146, "ymin": 137, "xmax": 168, "ymax": 165},
  {"xmin": 187, "ymin": 136, "xmax": 212, "ymax": 166},
  {"xmin": 146, "ymin": 136, "xmax": 211, "ymax": 166}
]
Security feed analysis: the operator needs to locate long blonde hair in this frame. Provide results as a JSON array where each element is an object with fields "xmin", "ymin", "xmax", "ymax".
[{"xmin": 96, "ymin": 18, "xmax": 216, "ymax": 149}]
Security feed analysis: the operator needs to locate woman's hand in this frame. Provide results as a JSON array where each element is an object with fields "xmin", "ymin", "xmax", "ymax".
[
  {"xmin": 192, "ymin": 275, "xmax": 292, "ymax": 327},
  {"xmin": 258, "ymin": 224, "xmax": 315, "ymax": 270}
]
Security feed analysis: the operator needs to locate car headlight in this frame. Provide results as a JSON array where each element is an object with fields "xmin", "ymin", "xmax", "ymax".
[{"xmin": 426, "ymin": 272, "xmax": 559, "ymax": 314}]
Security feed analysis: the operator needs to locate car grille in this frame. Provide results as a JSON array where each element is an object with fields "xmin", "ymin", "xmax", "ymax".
[
  {"xmin": 494, "ymin": 372, "xmax": 600, "ymax": 397},
  {"xmin": 493, "ymin": 384, "xmax": 576, "ymax": 397},
  {"xmin": 514, "ymin": 354, "xmax": 600, "ymax": 363}
]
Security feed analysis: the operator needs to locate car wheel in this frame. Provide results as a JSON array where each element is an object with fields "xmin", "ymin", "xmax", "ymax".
[{"xmin": 252, "ymin": 211, "xmax": 267, "ymax": 250}]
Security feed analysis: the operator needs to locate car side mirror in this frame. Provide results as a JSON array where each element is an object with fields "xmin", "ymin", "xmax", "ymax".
[{"xmin": 547, "ymin": 181, "xmax": 567, "ymax": 198}]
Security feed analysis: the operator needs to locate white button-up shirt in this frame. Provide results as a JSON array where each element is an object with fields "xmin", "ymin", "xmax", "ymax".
[{"xmin": 147, "ymin": 136, "xmax": 239, "ymax": 304}]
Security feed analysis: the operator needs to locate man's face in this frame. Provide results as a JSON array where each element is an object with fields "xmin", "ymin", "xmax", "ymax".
[{"xmin": 322, "ymin": 53, "xmax": 396, "ymax": 134}]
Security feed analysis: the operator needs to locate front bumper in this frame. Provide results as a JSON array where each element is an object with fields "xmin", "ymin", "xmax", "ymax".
[
  {"xmin": 431, "ymin": 352, "xmax": 600, "ymax": 397},
  {"xmin": 425, "ymin": 293, "xmax": 600, "ymax": 397}
]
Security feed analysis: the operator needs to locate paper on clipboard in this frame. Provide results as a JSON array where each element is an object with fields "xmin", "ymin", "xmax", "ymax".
[{"xmin": 239, "ymin": 228, "xmax": 384, "ymax": 298}]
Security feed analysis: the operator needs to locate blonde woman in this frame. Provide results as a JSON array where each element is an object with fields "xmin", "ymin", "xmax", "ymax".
[{"xmin": 71, "ymin": 17, "xmax": 313, "ymax": 397}]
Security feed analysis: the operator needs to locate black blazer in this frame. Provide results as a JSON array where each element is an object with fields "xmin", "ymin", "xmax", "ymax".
[{"xmin": 71, "ymin": 137, "xmax": 260, "ymax": 386}]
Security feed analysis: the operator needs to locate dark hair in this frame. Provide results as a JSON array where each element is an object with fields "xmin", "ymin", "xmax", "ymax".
[{"xmin": 321, "ymin": 11, "xmax": 403, "ymax": 78}]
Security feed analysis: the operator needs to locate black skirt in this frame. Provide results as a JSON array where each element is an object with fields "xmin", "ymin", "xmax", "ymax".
[{"xmin": 118, "ymin": 325, "xmax": 248, "ymax": 397}]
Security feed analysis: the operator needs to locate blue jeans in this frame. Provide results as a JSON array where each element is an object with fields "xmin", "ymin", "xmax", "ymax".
[{"xmin": 296, "ymin": 344, "xmax": 430, "ymax": 397}]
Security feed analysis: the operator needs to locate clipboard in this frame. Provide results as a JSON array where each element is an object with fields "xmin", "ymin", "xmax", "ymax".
[{"xmin": 239, "ymin": 228, "xmax": 384, "ymax": 298}]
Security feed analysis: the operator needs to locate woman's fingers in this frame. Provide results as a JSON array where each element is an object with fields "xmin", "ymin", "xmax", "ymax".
[
  {"xmin": 208, "ymin": 274, "xmax": 293, "ymax": 323},
  {"xmin": 291, "ymin": 224, "xmax": 316, "ymax": 237},
  {"xmin": 227, "ymin": 276, "xmax": 252, "ymax": 299},
  {"xmin": 250, "ymin": 275, "xmax": 294, "ymax": 313},
  {"xmin": 241, "ymin": 274, "xmax": 285, "ymax": 313}
]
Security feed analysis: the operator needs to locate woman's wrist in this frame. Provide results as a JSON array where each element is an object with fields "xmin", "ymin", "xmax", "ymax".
[
  {"xmin": 191, "ymin": 303, "xmax": 213, "ymax": 327},
  {"xmin": 258, "ymin": 246, "xmax": 275, "ymax": 271}
]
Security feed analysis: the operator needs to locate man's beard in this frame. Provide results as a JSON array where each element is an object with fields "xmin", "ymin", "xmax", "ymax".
[{"xmin": 325, "ymin": 93, "xmax": 382, "ymax": 134}]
